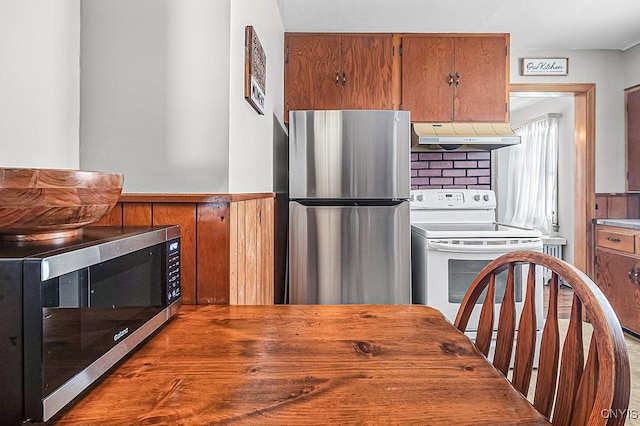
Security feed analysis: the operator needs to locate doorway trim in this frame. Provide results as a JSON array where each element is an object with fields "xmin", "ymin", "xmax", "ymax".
[{"xmin": 510, "ymin": 83, "xmax": 596, "ymax": 277}]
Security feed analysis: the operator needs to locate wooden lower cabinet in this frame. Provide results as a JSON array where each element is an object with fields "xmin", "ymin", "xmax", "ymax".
[
  {"xmin": 596, "ymin": 248, "xmax": 640, "ymax": 333},
  {"xmin": 95, "ymin": 194, "xmax": 275, "ymax": 305},
  {"xmin": 595, "ymin": 224, "xmax": 640, "ymax": 334}
]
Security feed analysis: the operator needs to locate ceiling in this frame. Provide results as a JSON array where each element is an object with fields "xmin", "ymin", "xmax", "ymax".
[{"xmin": 276, "ymin": 0, "xmax": 640, "ymax": 50}]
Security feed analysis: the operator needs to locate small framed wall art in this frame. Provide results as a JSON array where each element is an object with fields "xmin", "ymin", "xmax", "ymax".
[
  {"xmin": 520, "ymin": 58, "xmax": 569, "ymax": 76},
  {"xmin": 244, "ymin": 25, "xmax": 266, "ymax": 115}
]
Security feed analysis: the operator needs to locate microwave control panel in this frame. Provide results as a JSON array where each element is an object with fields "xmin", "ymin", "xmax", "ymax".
[{"xmin": 166, "ymin": 238, "xmax": 181, "ymax": 304}]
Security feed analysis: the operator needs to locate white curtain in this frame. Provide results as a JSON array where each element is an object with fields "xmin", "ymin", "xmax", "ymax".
[{"xmin": 504, "ymin": 117, "xmax": 558, "ymax": 235}]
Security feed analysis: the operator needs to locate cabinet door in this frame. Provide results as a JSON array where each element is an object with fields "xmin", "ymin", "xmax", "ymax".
[
  {"xmin": 454, "ymin": 36, "xmax": 508, "ymax": 122},
  {"xmin": 626, "ymin": 86, "xmax": 640, "ymax": 191},
  {"xmin": 285, "ymin": 34, "xmax": 341, "ymax": 120},
  {"xmin": 596, "ymin": 248, "xmax": 640, "ymax": 333},
  {"xmin": 341, "ymin": 35, "xmax": 393, "ymax": 110},
  {"xmin": 401, "ymin": 36, "xmax": 455, "ymax": 122}
]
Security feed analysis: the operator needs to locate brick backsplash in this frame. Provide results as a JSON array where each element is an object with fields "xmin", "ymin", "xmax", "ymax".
[{"xmin": 411, "ymin": 151, "xmax": 491, "ymax": 190}]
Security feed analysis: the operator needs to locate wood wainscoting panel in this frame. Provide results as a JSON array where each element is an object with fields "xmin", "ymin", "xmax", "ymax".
[
  {"xmin": 595, "ymin": 195, "xmax": 608, "ymax": 219},
  {"xmin": 196, "ymin": 203, "xmax": 230, "ymax": 304},
  {"xmin": 152, "ymin": 203, "xmax": 197, "ymax": 304},
  {"xmin": 628, "ymin": 194, "xmax": 640, "ymax": 218},
  {"xmin": 606, "ymin": 195, "xmax": 629, "ymax": 218},
  {"xmin": 94, "ymin": 203, "xmax": 123, "ymax": 226},
  {"xmin": 229, "ymin": 202, "xmax": 239, "ymax": 305},
  {"xmin": 261, "ymin": 197, "xmax": 275, "ymax": 304},
  {"xmin": 245, "ymin": 199, "xmax": 258, "ymax": 304},
  {"xmin": 98, "ymin": 193, "xmax": 274, "ymax": 305},
  {"xmin": 594, "ymin": 193, "xmax": 640, "ymax": 219},
  {"xmin": 229, "ymin": 198, "xmax": 275, "ymax": 305},
  {"xmin": 233, "ymin": 201, "xmax": 247, "ymax": 304},
  {"xmin": 123, "ymin": 203, "xmax": 153, "ymax": 226}
]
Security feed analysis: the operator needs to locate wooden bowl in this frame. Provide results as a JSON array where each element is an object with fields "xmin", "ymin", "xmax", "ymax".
[{"xmin": 0, "ymin": 168, "xmax": 124, "ymax": 241}]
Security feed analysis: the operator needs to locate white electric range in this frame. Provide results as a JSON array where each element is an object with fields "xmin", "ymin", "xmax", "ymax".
[{"xmin": 410, "ymin": 189, "xmax": 544, "ymax": 364}]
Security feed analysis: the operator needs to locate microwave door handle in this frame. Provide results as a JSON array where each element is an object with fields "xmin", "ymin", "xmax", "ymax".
[{"xmin": 427, "ymin": 240, "xmax": 543, "ymax": 253}]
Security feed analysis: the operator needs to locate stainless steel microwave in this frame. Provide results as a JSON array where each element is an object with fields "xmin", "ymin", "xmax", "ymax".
[{"xmin": 0, "ymin": 225, "xmax": 181, "ymax": 423}]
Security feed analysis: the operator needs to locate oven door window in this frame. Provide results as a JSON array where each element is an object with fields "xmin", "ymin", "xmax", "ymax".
[
  {"xmin": 448, "ymin": 259, "xmax": 523, "ymax": 304},
  {"xmin": 41, "ymin": 245, "xmax": 164, "ymax": 397}
]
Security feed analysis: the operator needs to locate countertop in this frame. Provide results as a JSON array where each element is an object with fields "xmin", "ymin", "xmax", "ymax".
[
  {"xmin": 593, "ymin": 218, "xmax": 640, "ymax": 230},
  {"xmin": 50, "ymin": 305, "xmax": 548, "ymax": 425}
]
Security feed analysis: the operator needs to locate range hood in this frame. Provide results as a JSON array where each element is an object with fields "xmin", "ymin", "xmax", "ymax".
[{"xmin": 411, "ymin": 122, "xmax": 520, "ymax": 151}]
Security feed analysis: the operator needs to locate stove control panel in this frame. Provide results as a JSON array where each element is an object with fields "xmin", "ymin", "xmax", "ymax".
[
  {"xmin": 410, "ymin": 189, "xmax": 496, "ymax": 209},
  {"xmin": 437, "ymin": 192, "xmax": 464, "ymax": 203}
]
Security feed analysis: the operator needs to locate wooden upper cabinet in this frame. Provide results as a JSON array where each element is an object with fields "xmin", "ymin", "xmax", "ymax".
[
  {"xmin": 340, "ymin": 35, "xmax": 394, "ymax": 110},
  {"xmin": 626, "ymin": 85, "xmax": 640, "ymax": 191},
  {"xmin": 285, "ymin": 34, "xmax": 341, "ymax": 117},
  {"xmin": 284, "ymin": 33, "xmax": 395, "ymax": 121},
  {"xmin": 401, "ymin": 34, "xmax": 509, "ymax": 122},
  {"xmin": 401, "ymin": 36, "xmax": 455, "ymax": 122}
]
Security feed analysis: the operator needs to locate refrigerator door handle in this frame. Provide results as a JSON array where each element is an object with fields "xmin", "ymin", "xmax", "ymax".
[{"xmin": 293, "ymin": 199, "xmax": 407, "ymax": 207}]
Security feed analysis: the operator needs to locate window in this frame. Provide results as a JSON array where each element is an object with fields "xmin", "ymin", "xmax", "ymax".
[{"xmin": 503, "ymin": 115, "xmax": 559, "ymax": 235}]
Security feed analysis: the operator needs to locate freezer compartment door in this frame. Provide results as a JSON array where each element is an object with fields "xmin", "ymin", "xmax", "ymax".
[
  {"xmin": 289, "ymin": 110, "xmax": 410, "ymax": 200},
  {"xmin": 289, "ymin": 201, "xmax": 411, "ymax": 304}
]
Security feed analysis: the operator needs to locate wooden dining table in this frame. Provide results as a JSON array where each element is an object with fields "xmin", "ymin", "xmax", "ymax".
[{"xmin": 51, "ymin": 304, "xmax": 549, "ymax": 425}]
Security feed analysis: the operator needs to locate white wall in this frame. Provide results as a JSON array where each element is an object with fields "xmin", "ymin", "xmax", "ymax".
[
  {"xmin": 0, "ymin": 0, "xmax": 80, "ymax": 169},
  {"xmin": 511, "ymin": 49, "xmax": 626, "ymax": 194},
  {"xmin": 623, "ymin": 43, "xmax": 640, "ymax": 89},
  {"xmin": 497, "ymin": 97, "xmax": 575, "ymax": 263},
  {"xmin": 79, "ymin": 0, "xmax": 284, "ymax": 194},
  {"xmin": 228, "ymin": 0, "xmax": 285, "ymax": 193},
  {"xmin": 80, "ymin": 0, "xmax": 231, "ymax": 193}
]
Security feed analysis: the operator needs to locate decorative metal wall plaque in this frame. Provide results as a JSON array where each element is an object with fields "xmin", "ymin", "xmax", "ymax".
[{"xmin": 244, "ymin": 26, "xmax": 266, "ymax": 115}]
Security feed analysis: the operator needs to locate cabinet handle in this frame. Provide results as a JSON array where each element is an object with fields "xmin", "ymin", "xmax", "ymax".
[
  {"xmin": 335, "ymin": 71, "xmax": 340, "ymax": 86},
  {"xmin": 342, "ymin": 72, "xmax": 346, "ymax": 87},
  {"xmin": 455, "ymin": 72, "xmax": 460, "ymax": 87},
  {"xmin": 448, "ymin": 73, "xmax": 454, "ymax": 88},
  {"xmin": 607, "ymin": 236, "xmax": 622, "ymax": 243}
]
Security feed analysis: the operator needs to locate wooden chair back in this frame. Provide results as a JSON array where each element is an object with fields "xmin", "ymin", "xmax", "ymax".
[{"xmin": 454, "ymin": 251, "xmax": 630, "ymax": 425}]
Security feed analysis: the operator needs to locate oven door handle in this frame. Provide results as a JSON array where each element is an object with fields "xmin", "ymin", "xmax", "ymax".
[{"xmin": 427, "ymin": 240, "xmax": 543, "ymax": 253}]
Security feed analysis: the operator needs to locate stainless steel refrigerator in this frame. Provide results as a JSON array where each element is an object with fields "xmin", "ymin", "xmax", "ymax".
[{"xmin": 288, "ymin": 110, "xmax": 411, "ymax": 304}]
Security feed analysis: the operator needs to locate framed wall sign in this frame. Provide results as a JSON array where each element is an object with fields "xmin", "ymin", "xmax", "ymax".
[
  {"xmin": 244, "ymin": 26, "xmax": 266, "ymax": 115},
  {"xmin": 520, "ymin": 58, "xmax": 569, "ymax": 76}
]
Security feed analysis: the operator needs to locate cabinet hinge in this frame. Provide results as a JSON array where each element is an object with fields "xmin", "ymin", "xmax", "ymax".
[
  {"xmin": 399, "ymin": 103, "xmax": 403, "ymax": 110},
  {"xmin": 506, "ymin": 103, "xmax": 508, "ymax": 113},
  {"xmin": 505, "ymin": 45, "xmax": 508, "ymax": 56}
]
